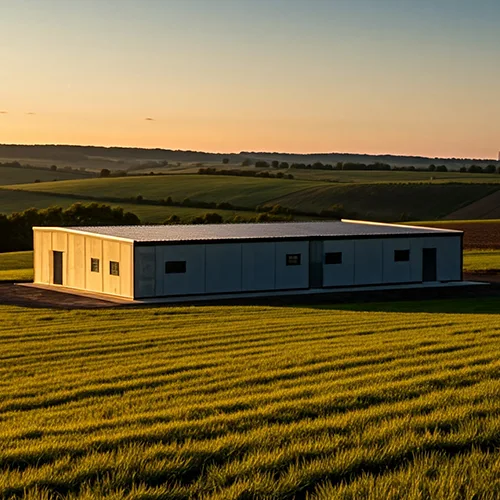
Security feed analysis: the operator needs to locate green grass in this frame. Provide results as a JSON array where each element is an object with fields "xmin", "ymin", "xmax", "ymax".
[
  {"xmin": 5, "ymin": 174, "xmax": 320, "ymax": 208},
  {"xmin": 266, "ymin": 183, "xmax": 500, "ymax": 220},
  {"xmin": 0, "ymin": 189, "xmax": 258, "ymax": 223},
  {"xmin": 0, "ymin": 165, "xmax": 89, "ymax": 185},
  {"xmin": 0, "ymin": 299, "xmax": 499, "ymax": 498},
  {"xmin": 463, "ymin": 250, "xmax": 500, "ymax": 273},
  {"xmin": 7, "ymin": 176, "xmax": 500, "ymax": 221},
  {"xmin": 0, "ymin": 251, "xmax": 33, "ymax": 281}
]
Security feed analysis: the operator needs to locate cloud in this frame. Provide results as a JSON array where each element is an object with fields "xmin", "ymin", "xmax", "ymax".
[
  {"xmin": 0, "ymin": 111, "xmax": 7, "ymax": 114},
  {"xmin": 145, "ymin": 117, "xmax": 155, "ymax": 121},
  {"xmin": 26, "ymin": 112, "xmax": 36, "ymax": 115}
]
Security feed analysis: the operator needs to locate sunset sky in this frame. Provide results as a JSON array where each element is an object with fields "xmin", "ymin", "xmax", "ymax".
[{"xmin": 1, "ymin": 0, "xmax": 500, "ymax": 158}]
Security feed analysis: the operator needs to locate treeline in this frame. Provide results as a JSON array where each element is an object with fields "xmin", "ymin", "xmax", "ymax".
[
  {"xmin": 163, "ymin": 212, "xmax": 293, "ymax": 225},
  {"xmin": 0, "ymin": 203, "xmax": 140, "ymax": 252},
  {"xmin": 198, "ymin": 167, "xmax": 294, "ymax": 180}
]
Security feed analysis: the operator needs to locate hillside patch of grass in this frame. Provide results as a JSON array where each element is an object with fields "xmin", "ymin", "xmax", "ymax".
[
  {"xmin": 0, "ymin": 300, "xmax": 499, "ymax": 498},
  {"xmin": 0, "ymin": 189, "xmax": 258, "ymax": 223},
  {"xmin": 0, "ymin": 165, "xmax": 90, "ymax": 185},
  {"xmin": 0, "ymin": 251, "xmax": 33, "ymax": 281},
  {"xmin": 6, "ymin": 174, "xmax": 320, "ymax": 209}
]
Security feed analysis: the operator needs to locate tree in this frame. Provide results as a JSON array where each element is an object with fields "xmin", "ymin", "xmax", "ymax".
[
  {"xmin": 242, "ymin": 159, "xmax": 253, "ymax": 167},
  {"xmin": 50, "ymin": 165, "xmax": 58, "ymax": 171},
  {"xmin": 428, "ymin": 164, "xmax": 436, "ymax": 172},
  {"xmin": 271, "ymin": 160, "xmax": 279, "ymax": 169},
  {"xmin": 100, "ymin": 168, "xmax": 111, "ymax": 178},
  {"xmin": 485, "ymin": 164, "xmax": 496, "ymax": 174},
  {"xmin": 203, "ymin": 212, "xmax": 223, "ymax": 224},
  {"xmin": 222, "ymin": 158, "xmax": 229, "ymax": 164},
  {"xmin": 279, "ymin": 161, "xmax": 289, "ymax": 169},
  {"xmin": 164, "ymin": 214, "xmax": 180, "ymax": 224}
]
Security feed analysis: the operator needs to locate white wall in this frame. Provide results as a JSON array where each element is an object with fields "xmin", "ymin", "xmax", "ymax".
[
  {"xmin": 135, "ymin": 246, "xmax": 156, "ymax": 298},
  {"xmin": 382, "ymin": 238, "xmax": 411, "ymax": 284},
  {"xmin": 156, "ymin": 244, "xmax": 205, "ymax": 296},
  {"xmin": 322, "ymin": 240, "xmax": 355, "ymax": 287},
  {"xmin": 275, "ymin": 241, "xmax": 309, "ymax": 290},
  {"xmin": 423, "ymin": 236, "xmax": 462, "ymax": 281},
  {"xmin": 354, "ymin": 240, "xmax": 383, "ymax": 285},
  {"xmin": 206, "ymin": 243, "xmax": 242, "ymax": 293},
  {"xmin": 242, "ymin": 242, "xmax": 276, "ymax": 291}
]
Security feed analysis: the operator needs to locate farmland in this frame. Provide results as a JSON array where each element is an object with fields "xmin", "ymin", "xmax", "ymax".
[
  {"xmin": 0, "ymin": 189, "xmax": 257, "ymax": 224},
  {"xmin": 0, "ymin": 251, "xmax": 33, "ymax": 281},
  {"xmin": 0, "ymin": 299, "xmax": 499, "ymax": 498},
  {"xmin": 4, "ymin": 176, "xmax": 500, "ymax": 221},
  {"xmin": 0, "ymin": 165, "xmax": 90, "ymax": 185},
  {"xmin": 411, "ymin": 220, "xmax": 500, "ymax": 249}
]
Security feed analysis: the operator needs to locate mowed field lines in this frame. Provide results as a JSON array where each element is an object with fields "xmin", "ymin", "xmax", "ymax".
[{"xmin": 0, "ymin": 302, "xmax": 500, "ymax": 499}]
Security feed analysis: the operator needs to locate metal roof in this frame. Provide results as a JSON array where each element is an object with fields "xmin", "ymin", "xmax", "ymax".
[{"xmin": 55, "ymin": 220, "xmax": 461, "ymax": 243}]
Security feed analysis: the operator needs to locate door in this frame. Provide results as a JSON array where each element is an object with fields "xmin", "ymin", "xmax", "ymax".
[
  {"xmin": 53, "ymin": 251, "xmax": 63, "ymax": 285},
  {"xmin": 309, "ymin": 241, "xmax": 323, "ymax": 288},
  {"xmin": 422, "ymin": 248, "xmax": 437, "ymax": 282}
]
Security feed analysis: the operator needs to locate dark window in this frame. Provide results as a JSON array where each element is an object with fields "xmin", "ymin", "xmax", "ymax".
[
  {"xmin": 394, "ymin": 250, "xmax": 410, "ymax": 262},
  {"xmin": 90, "ymin": 258, "xmax": 100, "ymax": 273},
  {"xmin": 325, "ymin": 252, "xmax": 342, "ymax": 265},
  {"xmin": 165, "ymin": 261, "xmax": 187, "ymax": 274},
  {"xmin": 110, "ymin": 261, "xmax": 120, "ymax": 276},
  {"xmin": 286, "ymin": 254, "xmax": 301, "ymax": 266}
]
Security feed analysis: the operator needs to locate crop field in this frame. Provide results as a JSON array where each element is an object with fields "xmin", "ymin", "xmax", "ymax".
[
  {"xmin": 0, "ymin": 166, "xmax": 89, "ymax": 185},
  {"xmin": 0, "ymin": 299, "xmax": 499, "ymax": 499},
  {"xmin": 412, "ymin": 220, "xmax": 500, "ymax": 249},
  {"xmin": 6, "ymin": 175, "xmax": 320, "ymax": 209},
  {"xmin": 267, "ymin": 183, "xmax": 500, "ymax": 221},
  {"xmin": 0, "ymin": 251, "xmax": 33, "ymax": 281},
  {"xmin": 7, "ymin": 177, "xmax": 500, "ymax": 221},
  {"xmin": 0, "ymin": 189, "xmax": 257, "ymax": 224}
]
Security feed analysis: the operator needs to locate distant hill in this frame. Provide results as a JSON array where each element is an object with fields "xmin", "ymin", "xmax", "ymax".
[{"xmin": 0, "ymin": 144, "xmax": 498, "ymax": 171}]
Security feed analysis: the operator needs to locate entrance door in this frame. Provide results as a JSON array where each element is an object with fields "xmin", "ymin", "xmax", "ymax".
[
  {"xmin": 53, "ymin": 251, "xmax": 63, "ymax": 285},
  {"xmin": 309, "ymin": 241, "xmax": 323, "ymax": 288},
  {"xmin": 422, "ymin": 248, "xmax": 437, "ymax": 282}
]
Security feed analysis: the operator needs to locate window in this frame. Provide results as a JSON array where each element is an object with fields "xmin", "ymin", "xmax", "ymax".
[
  {"xmin": 110, "ymin": 261, "xmax": 120, "ymax": 276},
  {"xmin": 165, "ymin": 261, "xmax": 187, "ymax": 274},
  {"xmin": 90, "ymin": 258, "xmax": 100, "ymax": 273},
  {"xmin": 325, "ymin": 252, "xmax": 342, "ymax": 265},
  {"xmin": 286, "ymin": 254, "xmax": 301, "ymax": 266},
  {"xmin": 394, "ymin": 250, "xmax": 410, "ymax": 262}
]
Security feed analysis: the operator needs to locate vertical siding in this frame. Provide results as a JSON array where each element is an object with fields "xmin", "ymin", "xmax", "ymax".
[
  {"xmin": 135, "ymin": 246, "xmax": 156, "ymax": 298},
  {"xmin": 67, "ymin": 233, "xmax": 86, "ymax": 290},
  {"xmin": 423, "ymin": 236, "xmax": 461, "ymax": 281},
  {"xmin": 382, "ymin": 238, "xmax": 411, "ymax": 283},
  {"xmin": 206, "ymin": 244, "xmax": 242, "ymax": 293},
  {"xmin": 322, "ymin": 240, "xmax": 355, "ymax": 287},
  {"xmin": 354, "ymin": 240, "xmax": 383, "ymax": 285},
  {"xmin": 33, "ymin": 230, "xmax": 42, "ymax": 284},
  {"xmin": 241, "ymin": 242, "xmax": 276, "ymax": 291},
  {"xmin": 157, "ymin": 244, "xmax": 206, "ymax": 296},
  {"xmin": 274, "ymin": 241, "xmax": 309, "ymax": 290},
  {"xmin": 103, "ymin": 240, "xmax": 122, "ymax": 296},
  {"xmin": 120, "ymin": 242, "xmax": 134, "ymax": 298},
  {"xmin": 85, "ymin": 236, "xmax": 103, "ymax": 293}
]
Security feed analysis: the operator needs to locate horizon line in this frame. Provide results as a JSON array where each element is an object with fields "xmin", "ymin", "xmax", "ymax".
[{"xmin": 0, "ymin": 142, "xmax": 498, "ymax": 163}]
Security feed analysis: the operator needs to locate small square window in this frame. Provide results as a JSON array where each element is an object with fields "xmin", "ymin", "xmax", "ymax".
[
  {"xmin": 90, "ymin": 258, "xmax": 100, "ymax": 273},
  {"xmin": 110, "ymin": 261, "xmax": 120, "ymax": 276},
  {"xmin": 286, "ymin": 254, "xmax": 301, "ymax": 266},
  {"xmin": 165, "ymin": 261, "xmax": 187, "ymax": 274},
  {"xmin": 325, "ymin": 252, "xmax": 342, "ymax": 265},
  {"xmin": 394, "ymin": 250, "xmax": 410, "ymax": 262}
]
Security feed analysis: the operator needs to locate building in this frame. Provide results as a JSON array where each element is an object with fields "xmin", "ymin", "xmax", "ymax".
[{"xmin": 33, "ymin": 220, "xmax": 463, "ymax": 301}]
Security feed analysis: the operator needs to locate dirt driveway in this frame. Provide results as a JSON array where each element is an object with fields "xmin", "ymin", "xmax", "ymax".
[{"xmin": 0, "ymin": 283, "xmax": 121, "ymax": 309}]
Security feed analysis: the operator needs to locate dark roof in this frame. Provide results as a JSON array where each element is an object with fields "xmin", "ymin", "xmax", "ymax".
[{"xmin": 61, "ymin": 220, "xmax": 461, "ymax": 243}]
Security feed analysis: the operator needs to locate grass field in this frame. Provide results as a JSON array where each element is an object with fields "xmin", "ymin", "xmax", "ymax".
[
  {"xmin": 6, "ymin": 176, "xmax": 500, "ymax": 221},
  {"xmin": 0, "ymin": 299, "xmax": 499, "ymax": 498},
  {"xmin": 0, "ymin": 189, "xmax": 258, "ymax": 223},
  {"xmin": 5, "ymin": 175, "xmax": 320, "ymax": 209},
  {"xmin": 0, "ymin": 165, "xmax": 90, "ymax": 185},
  {"xmin": 268, "ymin": 183, "xmax": 500, "ymax": 221},
  {"xmin": 0, "ymin": 251, "xmax": 33, "ymax": 281}
]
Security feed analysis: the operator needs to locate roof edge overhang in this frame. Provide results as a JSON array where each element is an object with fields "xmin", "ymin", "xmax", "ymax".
[{"xmin": 32, "ymin": 226, "xmax": 135, "ymax": 244}]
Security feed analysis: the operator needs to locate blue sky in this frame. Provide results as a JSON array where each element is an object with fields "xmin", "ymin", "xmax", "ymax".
[{"xmin": 1, "ymin": 0, "xmax": 499, "ymax": 158}]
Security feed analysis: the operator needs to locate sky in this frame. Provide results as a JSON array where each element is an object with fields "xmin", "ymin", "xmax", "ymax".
[{"xmin": 1, "ymin": 0, "xmax": 500, "ymax": 159}]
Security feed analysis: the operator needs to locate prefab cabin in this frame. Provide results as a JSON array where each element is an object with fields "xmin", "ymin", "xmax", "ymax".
[{"xmin": 33, "ymin": 220, "xmax": 463, "ymax": 301}]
